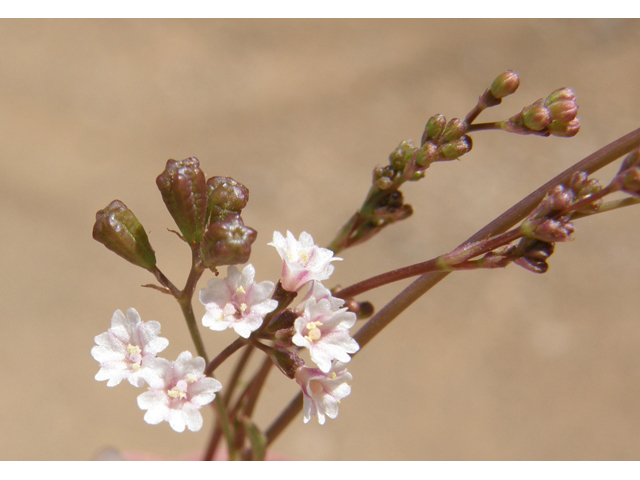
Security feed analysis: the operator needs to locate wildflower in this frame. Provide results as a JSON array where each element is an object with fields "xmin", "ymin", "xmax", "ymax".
[
  {"xmin": 91, "ymin": 308, "xmax": 169, "ymax": 387},
  {"xmin": 293, "ymin": 297, "xmax": 359, "ymax": 373},
  {"xmin": 137, "ymin": 351, "xmax": 222, "ymax": 433},
  {"xmin": 295, "ymin": 364, "xmax": 352, "ymax": 425},
  {"xmin": 297, "ymin": 280, "xmax": 345, "ymax": 311},
  {"xmin": 269, "ymin": 231, "xmax": 342, "ymax": 292},
  {"xmin": 199, "ymin": 264, "xmax": 278, "ymax": 338}
]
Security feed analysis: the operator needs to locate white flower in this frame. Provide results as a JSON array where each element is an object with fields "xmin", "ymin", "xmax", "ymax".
[
  {"xmin": 295, "ymin": 364, "xmax": 352, "ymax": 425},
  {"xmin": 137, "ymin": 351, "xmax": 222, "ymax": 433},
  {"xmin": 293, "ymin": 297, "xmax": 359, "ymax": 373},
  {"xmin": 91, "ymin": 308, "xmax": 169, "ymax": 387},
  {"xmin": 269, "ymin": 231, "xmax": 342, "ymax": 292},
  {"xmin": 297, "ymin": 280, "xmax": 345, "ymax": 311},
  {"xmin": 199, "ymin": 264, "xmax": 278, "ymax": 338}
]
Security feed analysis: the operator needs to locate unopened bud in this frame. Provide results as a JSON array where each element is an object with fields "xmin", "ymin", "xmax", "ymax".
[
  {"xmin": 441, "ymin": 118, "xmax": 467, "ymax": 142},
  {"xmin": 547, "ymin": 99, "xmax": 578, "ymax": 123},
  {"xmin": 416, "ymin": 142, "xmax": 438, "ymax": 167},
  {"xmin": 522, "ymin": 218, "xmax": 574, "ymax": 243},
  {"xmin": 375, "ymin": 176, "xmax": 394, "ymax": 190},
  {"xmin": 489, "ymin": 70, "xmax": 520, "ymax": 99},
  {"xmin": 548, "ymin": 118, "xmax": 580, "ymax": 137},
  {"xmin": 618, "ymin": 167, "xmax": 640, "ymax": 198},
  {"xmin": 156, "ymin": 157, "xmax": 207, "ymax": 245},
  {"xmin": 548, "ymin": 185, "xmax": 575, "ymax": 212},
  {"xmin": 513, "ymin": 239, "xmax": 554, "ymax": 274},
  {"xmin": 200, "ymin": 214, "xmax": 257, "ymax": 268},
  {"xmin": 389, "ymin": 140, "xmax": 417, "ymax": 171},
  {"xmin": 544, "ymin": 88, "xmax": 576, "ymax": 106},
  {"xmin": 423, "ymin": 114, "xmax": 447, "ymax": 143},
  {"xmin": 206, "ymin": 176, "xmax": 249, "ymax": 225},
  {"xmin": 523, "ymin": 103, "xmax": 551, "ymax": 131},
  {"xmin": 437, "ymin": 136, "xmax": 472, "ymax": 159},
  {"xmin": 92, "ymin": 200, "xmax": 156, "ymax": 270},
  {"xmin": 268, "ymin": 348, "xmax": 305, "ymax": 379},
  {"xmin": 569, "ymin": 171, "xmax": 602, "ymax": 200}
]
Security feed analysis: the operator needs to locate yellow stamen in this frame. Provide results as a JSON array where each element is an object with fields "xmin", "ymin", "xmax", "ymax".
[{"xmin": 126, "ymin": 344, "xmax": 141, "ymax": 355}]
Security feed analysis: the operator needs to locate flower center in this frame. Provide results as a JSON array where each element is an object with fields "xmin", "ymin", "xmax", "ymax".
[
  {"xmin": 168, "ymin": 379, "xmax": 189, "ymax": 400},
  {"xmin": 126, "ymin": 344, "xmax": 142, "ymax": 371},
  {"xmin": 304, "ymin": 321, "xmax": 323, "ymax": 343}
]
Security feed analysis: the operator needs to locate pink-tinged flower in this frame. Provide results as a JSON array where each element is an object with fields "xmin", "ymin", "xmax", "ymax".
[
  {"xmin": 269, "ymin": 231, "xmax": 342, "ymax": 292},
  {"xmin": 137, "ymin": 351, "xmax": 222, "ymax": 433},
  {"xmin": 297, "ymin": 281, "xmax": 345, "ymax": 311},
  {"xmin": 295, "ymin": 364, "xmax": 352, "ymax": 425},
  {"xmin": 199, "ymin": 264, "xmax": 278, "ymax": 338},
  {"xmin": 91, "ymin": 308, "xmax": 169, "ymax": 387},
  {"xmin": 293, "ymin": 297, "xmax": 359, "ymax": 373}
]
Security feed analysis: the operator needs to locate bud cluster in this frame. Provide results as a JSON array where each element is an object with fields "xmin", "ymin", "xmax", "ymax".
[
  {"xmin": 470, "ymin": 172, "xmax": 605, "ymax": 275},
  {"xmin": 93, "ymin": 157, "xmax": 257, "ymax": 274},
  {"xmin": 420, "ymin": 115, "xmax": 473, "ymax": 161},
  {"xmin": 504, "ymin": 88, "xmax": 580, "ymax": 137}
]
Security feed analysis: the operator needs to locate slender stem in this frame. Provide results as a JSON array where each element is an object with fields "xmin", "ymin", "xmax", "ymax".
[
  {"xmin": 467, "ymin": 122, "xmax": 503, "ymax": 133},
  {"xmin": 205, "ymin": 338, "xmax": 246, "ymax": 376},
  {"xmin": 214, "ymin": 396, "xmax": 238, "ymax": 461},
  {"xmin": 265, "ymin": 393, "xmax": 303, "ymax": 448},
  {"xmin": 464, "ymin": 88, "xmax": 501, "ymax": 125},
  {"xmin": 263, "ymin": 127, "xmax": 640, "ymax": 447},
  {"xmin": 177, "ymin": 299, "xmax": 208, "ymax": 363},
  {"xmin": 203, "ymin": 422, "xmax": 222, "ymax": 461},
  {"xmin": 204, "ymin": 345, "xmax": 255, "ymax": 461},
  {"xmin": 151, "ymin": 266, "xmax": 181, "ymax": 297},
  {"xmin": 335, "ymin": 228, "xmax": 522, "ymax": 300},
  {"xmin": 572, "ymin": 197, "xmax": 640, "ymax": 219},
  {"xmin": 223, "ymin": 345, "xmax": 254, "ymax": 406},
  {"xmin": 233, "ymin": 358, "xmax": 274, "ymax": 459}
]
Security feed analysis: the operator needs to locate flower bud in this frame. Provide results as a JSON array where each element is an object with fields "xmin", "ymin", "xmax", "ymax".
[
  {"xmin": 514, "ymin": 239, "xmax": 554, "ymax": 274},
  {"xmin": 544, "ymin": 88, "xmax": 576, "ymax": 106},
  {"xmin": 389, "ymin": 140, "xmax": 416, "ymax": 171},
  {"xmin": 514, "ymin": 256, "xmax": 549, "ymax": 274},
  {"xmin": 156, "ymin": 157, "xmax": 207, "ymax": 245},
  {"xmin": 618, "ymin": 166, "xmax": 640, "ymax": 198},
  {"xmin": 548, "ymin": 118, "xmax": 580, "ymax": 137},
  {"xmin": 437, "ymin": 136, "xmax": 472, "ymax": 159},
  {"xmin": 441, "ymin": 118, "xmax": 467, "ymax": 142},
  {"xmin": 618, "ymin": 148, "xmax": 640, "ymax": 173},
  {"xmin": 268, "ymin": 348, "xmax": 305, "ymax": 379},
  {"xmin": 375, "ymin": 176, "xmax": 393, "ymax": 190},
  {"xmin": 206, "ymin": 176, "xmax": 249, "ymax": 225},
  {"xmin": 547, "ymin": 185, "xmax": 575, "ymax": 213},
  {"xmin": 489, "ymin": 70, "xmax": 520, "ymax": 99},
  {"xmin": 547, "ymin": 100, "xmax": 578, "ymax": 123},
  {"xmin": 523, "ymin": 103, "xmax": 551, "ymax": 131},
  {"xmin": 200, "ymin": 214, "xmax": 257, "ymax": 268},
  {"xmin": 92, "ymin": 200, "xmax": 156, "ymax": 270},
  {"xmin": 522, "ymin": 218, "xmax": 574, "ymax": 243},
  {"xmin": 423, "ymin": 114, "xmax": 447, "ymax": 143},
  {"xmin": 569, "ymin": 171, "xmax": 602, "ymax": 199},
  {"xmin": 416, "ymin": 142, "xmax": 438, "ymax": 167}
]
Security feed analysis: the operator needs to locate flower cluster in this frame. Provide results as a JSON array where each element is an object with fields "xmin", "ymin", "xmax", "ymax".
[
  {"xmin": 197, "ymin": 230, "xmax": 359, "ymax": 425},
  {"xmin": 269, "ymin": 231, "xmax": 359, "ymax": 424},
  {"xmin": 91, "ymin": 308, "xmax": 221, "ymax": 432},
  {"xmin": 93, "ymin": 231, "xmax": 358, "ymax": 430}
]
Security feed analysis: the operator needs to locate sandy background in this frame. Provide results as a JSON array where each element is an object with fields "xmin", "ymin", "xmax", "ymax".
[{"xmin": 1, "ymin": 19, "xmax": 640, "ymax": 460}]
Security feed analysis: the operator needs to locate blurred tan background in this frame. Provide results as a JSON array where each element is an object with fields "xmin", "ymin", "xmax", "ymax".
[{"xmin": 1, "ymin": 19, "xmax": 640, "ymax": 460}]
